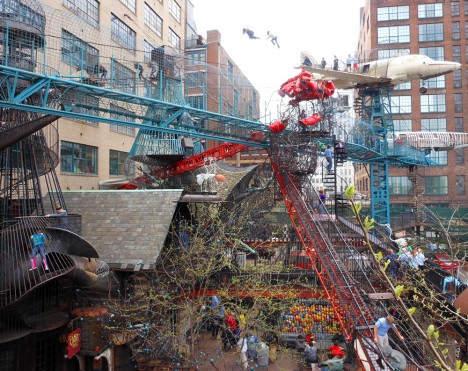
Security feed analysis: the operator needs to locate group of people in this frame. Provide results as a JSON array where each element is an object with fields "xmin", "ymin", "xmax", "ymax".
[
  {"xmin": 295, "ymin": 334, "xmax": 345, "ymax": 370},
  {"xmin": 385, "ymin": 245, "xmax": 427, "ymax": 279},
  {"xmin": 206, "ymin": 296, "xmax": 245, "ymax": 350},
  {"xmin": 310, "ymin": 55, "xmax": 359, "ymax": 72},
  {"xmin": 243, "ymin": 28, "xmax": 280, "ymax": 48}
]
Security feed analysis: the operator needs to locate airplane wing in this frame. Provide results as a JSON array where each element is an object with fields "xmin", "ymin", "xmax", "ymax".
[{"xmin": 296, "ymin": 66, "xmax": 393, "ymax": 89}]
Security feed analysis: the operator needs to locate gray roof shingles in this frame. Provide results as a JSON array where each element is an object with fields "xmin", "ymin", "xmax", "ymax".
[{"xmin": 59, "ymin": 189, "xmax": 183, "ymax": 268}]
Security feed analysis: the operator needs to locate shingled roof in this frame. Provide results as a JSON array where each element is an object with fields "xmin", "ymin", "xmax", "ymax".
[{"xmin": 59, "ymin": 189, "xmax": 183, "ymax": 270}]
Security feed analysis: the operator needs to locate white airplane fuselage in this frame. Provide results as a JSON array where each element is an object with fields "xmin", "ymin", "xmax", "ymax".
[{"xmin": 361, "ymin": 54, "xmax": 461, "ymax": 85}]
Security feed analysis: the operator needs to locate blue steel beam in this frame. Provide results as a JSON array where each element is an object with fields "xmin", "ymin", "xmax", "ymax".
[{"xmin": 0, "ymin": 65, "xmax": 270, "ymax": 136}]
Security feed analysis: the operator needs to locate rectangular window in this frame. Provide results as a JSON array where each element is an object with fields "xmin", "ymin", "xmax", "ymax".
[
  {"xmin": 234, "ymin": 89, "xmax": 239, "ymax": 115},
  {"xmin": 144, "ymin": 40, "xmax": 156, "ymax": 62},
  {"xmin": 424, "ymin": 176, "xmax": 448, "ymax": 195},
  {"xmin": 188, "ymin": 50, "xmax": 206, "ymax": 65},
  {"xmin": 377, "ymin": 48, "xmax": 410, "ymax": 59},
  {"xmin": 420, "ymin": 94, "xmax": 446, "ymax": 113},
  {"xmin": 186, "ymin": 71, "xmax": 205, "ymax": 88},
  {"xmin": 418, "ymin": 3, "xmax": 443, "ymax": 18},
  {"xmin": 454, "ymin": 93, "xmax": 463, "ymax": 112},
  {"xmin": 186, "ymin": 95, "xmax": 204, "ymax": 109},
  {"xmin": 389, "ymin": 176, "xmax": 412, "ymax": 195},
  {"xmin": 378, "ymin": 25, "xmax": 410, "ymax": 44},
  {"xmin": 393, "ymin": 119, "xmax": 412, "ymax": 132},
  {"xmin": 456, "ymin": 148, "xmax": 465, "ymax": 165},
  {"xmin": 168, "ymin": 28, "xmax": 181, "ymax": 50},
  {"xmin": 419, "ymin": 46, "xmax": 444, "ymax": 60},
  {"xmin": 455, "ymin": 117, "xmax": 464, "ymax": 132},
  {"xmin": 394, "ymin": 81, "xmax": 411, "ymax": 90},
  {"xmin": 427, "ymin": 150, "xmax": 448, "ymax": 165},
  {"xmin": 425, "ymin": 75, "xmax": 445, "ymax": 89},
  {"xmin": 110, "ymin": 103, "xmax": 135, "ymax": 136},
  {"xmin": 112, "ymin": 60, "xmax": 136, "ymax": 94},
  {"xmin": 456, "ymin": 175, "xmax": 465, "ymax": 195},
  {"xmin": 60, "ymin": 140, "xmax": 98, "ymax": 174},
  {"xmin": 454, "ymin": 70, "xmax": 462, "ymax": 88},
  {"xmin": 453, "ymin": 45, "xmax": 461, "ymax": 62},
  {"xmin": 144, "ymin": 3, "xmax": 162, "ymax": 37},
  {"xmin": 419, "ymin": 23, "xmax": 444, "ymax": 42},
  {"xmin": 452, "ymin": 1, "xmax": 460, "ymax": 16},
  {"xmin": 465, "ymin": 21, "xmax": 468, "ymax": 39},
  {"xmin": 119, "ymin": 0, "xmax": 136, "ymax": 13},
  {"xmin": 111, "ymin": 14, "xmax": 136, "ymax": 51},
  {"xmin": 110, "ymin": 149, "xmax": 131, "ymax": 176},
  {"xmin": 61, "ymin": 29, "xmax": 99, "ymax": 72},
  {"xmin": 421, "ymin": 118, "xmax": 447, "ymax": 132},
  {"xmin": 227, "ymin": 61, "xmax": 234, "ymax": 82},
  {"xmin": 169, "ymin": 0, "xmax": 181, "ymax": 22},
  {"xmin": 377, "ymin": 6, "xmax": 409, "ymax": 21},
  {"xmin": 465, "ymin": 0, "xmax": 468, "ymax": 15},
  {"xmin": 452, "ymin": 22, "xmax": 461, "ymax": 40},
  {"xmin": 390, "ymin": 95, "xmax": 412, "ymax": 114},
  {"xmin": 63, "ymin": 0, "xmax": 99, "ymax": 28}
]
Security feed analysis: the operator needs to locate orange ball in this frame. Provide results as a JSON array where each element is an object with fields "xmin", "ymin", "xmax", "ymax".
[{"xmin": 215, "ymin": 174, "xmax": 226, "ymax": 183}]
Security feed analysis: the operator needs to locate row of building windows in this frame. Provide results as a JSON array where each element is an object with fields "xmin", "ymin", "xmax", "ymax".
[
  {"xmin": 393, "ymin": 117, "xmax": 465, "ymax": 133},
  {"xmin": 389, "ymin": 94, "xmax": 468, "ymax": 114},
  {"xmin": 377, "ymin": 3, "xmax": 449, "ymax": 22},
  {"xmin": 389, "ymin": 175, "xmax": 465, "ymax": 196},
  {"xmin": 377, "ymin": 23, "xmax": 446, "ymax": 45},
  {"xmin": 60, "ymin": 141, "xmax": 133, "ymax": 177},
  {"xmin": 63, "ymin": 0, "xmax": 180, "ymax": 51}
]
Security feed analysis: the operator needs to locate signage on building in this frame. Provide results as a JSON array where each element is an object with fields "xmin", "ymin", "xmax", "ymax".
[{"xmin": 67, "ymin": 328, "xmax": 82, "ymax": 359}]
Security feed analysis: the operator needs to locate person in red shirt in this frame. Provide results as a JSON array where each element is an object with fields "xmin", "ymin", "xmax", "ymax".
[
  {"xmin": 223, "ymin": 312, "xmax": 238, "ymax": 349},
  {"xmin": 328, "ymin": 340, "xmax": 345, "ymax": 359}
]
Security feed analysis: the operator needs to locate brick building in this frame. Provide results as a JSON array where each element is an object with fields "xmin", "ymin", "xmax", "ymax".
[{"xmin": 356, "ymin": 0, "xmax": 468, "ymax": 235}]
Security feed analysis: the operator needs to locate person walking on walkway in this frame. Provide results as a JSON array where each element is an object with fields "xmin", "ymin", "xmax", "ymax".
[
  {"xmin": 373, "ymin": 315, "xmax": 404, "ymax": 349},
  {"xmin": 325, "ymin": 145, "xmax": 334, "ymax": 173},
  {"xmin": 30, "ymin": 229, "xmax": 49, "ymax": 271}
]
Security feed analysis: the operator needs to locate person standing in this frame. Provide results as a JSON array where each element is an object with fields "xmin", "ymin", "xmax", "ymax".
[
  {"xmin": 320, "ymin": 57, "xmax": 327, "ymax": 69},
  {"xmin": 373, "ymin": 315, "xmax": 404, "ymax": 349},
  {"xmin": 266, "ymin": 31, "xmax": 280, "ymax": 48},
  {"xmin": 325, "ymin": 145, "xmax": 334, "ymax": 173},
  {"xmin": 304, "ymin": 341, "xmax": 319, "ymax": 364},
  {"xmin": 333, "ymin": 56, "xmax": 339, "ymax": 71},
  {"xmin": 353, "ymin": 54, "xmax": 359, "ymax": 72},
  {"xmin": 345, "ymin": 55, "xmax": 353, "ymax": 72},
  {"xmin": 48, "ymin": 203, "xmax": 68, "ymax": 228},
  {"xmin": 30, "ymin": 230, "xmax": 49, "ymax": 271}
]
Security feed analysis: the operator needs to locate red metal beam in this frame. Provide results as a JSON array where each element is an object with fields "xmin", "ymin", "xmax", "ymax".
[{"xmin": 270, "ymin": 160, "xmax": 373, "ymax": 341}]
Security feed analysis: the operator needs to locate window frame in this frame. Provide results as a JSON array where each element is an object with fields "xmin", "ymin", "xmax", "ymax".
[
  {"xmin": 419, "ymin": 23, "xmax": 444, "ymax": 42},
  {"xmin": 111, "ymin": 13, "xmax": 136, "ymax": 51},
  {"xmin": 144, "ymin": 2, "xmax": 163, "ymax": 37},
  {"xmin": 420, "ymin": 94, "xmax": 446, "ymax": 113},
  {"xmin": 60, "ymin": 140, "xmax": 98, "ymax": 175},
  {"xmin": 63, "ymin": 0, "xmax": 99, "ymax": 28},
  {"xmin": 378, "ymin": 25, "xmax": 410, "ymax": 44},
  {"xmin": 424, "ymin": 176, "xmax": 448, "ymax": 195}
]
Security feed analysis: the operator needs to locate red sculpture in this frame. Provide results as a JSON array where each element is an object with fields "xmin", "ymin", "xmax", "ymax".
[{"xmin": 279, "ymin": 70, "xmax": 335, "ymax": 106}]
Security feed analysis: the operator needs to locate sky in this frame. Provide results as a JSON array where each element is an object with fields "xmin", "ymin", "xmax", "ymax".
[{"xmin": 192, "ymin": 0, "xmax": 365, "ymax": 122}]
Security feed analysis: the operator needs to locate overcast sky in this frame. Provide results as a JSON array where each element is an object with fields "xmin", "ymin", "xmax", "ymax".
[{"xmin": 192, "ymin": 0, "xmax": 365, "ymax": 122}]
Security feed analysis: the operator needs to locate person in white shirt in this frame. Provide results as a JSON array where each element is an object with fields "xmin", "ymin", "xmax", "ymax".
[{"xmin": 266, "ymin": 31, "xmax": 280, "ymax": 48}]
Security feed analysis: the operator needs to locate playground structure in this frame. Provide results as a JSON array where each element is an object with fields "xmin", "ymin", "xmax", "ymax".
[{"xmin": 0, "ymin": 0, "xmax": 467, "ymax": 369}]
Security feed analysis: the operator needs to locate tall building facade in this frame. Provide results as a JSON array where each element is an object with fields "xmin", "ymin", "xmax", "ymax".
[
  {"xmin": 37, "ymin": 0, "xmax": 188, "ymax": 191},
  {"xmin": 185, "ymin": 30, "xmax": 262, "ymax": 167},
  {"xmin": 357, "ymin": 0, "xmax": 468, "ymax": 233}
]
